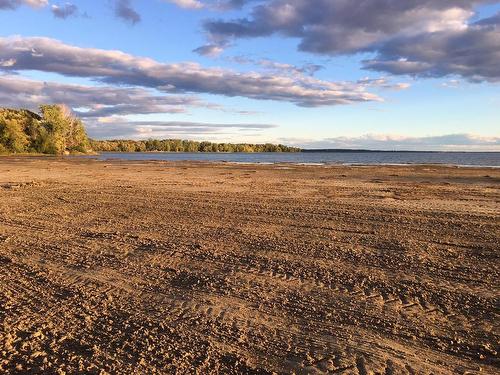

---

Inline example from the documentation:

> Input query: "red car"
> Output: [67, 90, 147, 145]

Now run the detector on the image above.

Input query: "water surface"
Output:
[85, 151, 500, 167]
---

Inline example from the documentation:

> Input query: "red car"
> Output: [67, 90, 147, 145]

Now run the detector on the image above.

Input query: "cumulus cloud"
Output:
[51, 3, 78, 19]
[203, 0, 478, 53]
[114, 0, 141, 24]
[0, 36, 387, 107]
[0, 0, 47, 9]
[0, 75, 209, 118]
[363, 21, 500, 82]
[284, 134, 500, 151]
[202, 0, 500, 82]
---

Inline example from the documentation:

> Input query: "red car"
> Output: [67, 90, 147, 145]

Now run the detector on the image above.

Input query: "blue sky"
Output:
[0, 0, 499, 150]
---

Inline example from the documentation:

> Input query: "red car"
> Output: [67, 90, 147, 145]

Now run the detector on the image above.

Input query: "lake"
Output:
[81, 151, 500, 167]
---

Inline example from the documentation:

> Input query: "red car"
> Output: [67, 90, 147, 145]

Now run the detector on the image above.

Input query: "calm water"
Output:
[85, 151, 500, 167]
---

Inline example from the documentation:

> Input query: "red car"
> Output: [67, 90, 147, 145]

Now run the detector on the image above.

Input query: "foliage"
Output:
[90, 139, 301, 153]
[0, 105, 91, 155]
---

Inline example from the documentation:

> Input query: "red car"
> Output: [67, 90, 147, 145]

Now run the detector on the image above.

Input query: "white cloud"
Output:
[0, 36, 384, 107]
[0, 58, 16, 67]
[283, 134, 500, 151]
[0, 0, 47, 9]
[0, 74, 209, 117]
[86, 120, 277, 140]
[203, 0, 500, 82]
[165, 0, 204, 9]
[24, 0, 46, 6]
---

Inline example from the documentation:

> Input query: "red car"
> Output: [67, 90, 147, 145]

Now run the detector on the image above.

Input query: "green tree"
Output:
[0, 116, 29, 153]
[39, 105, 90, 154]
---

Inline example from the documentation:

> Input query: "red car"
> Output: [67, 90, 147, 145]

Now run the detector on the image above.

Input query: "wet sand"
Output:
[0, 157, 499, 374]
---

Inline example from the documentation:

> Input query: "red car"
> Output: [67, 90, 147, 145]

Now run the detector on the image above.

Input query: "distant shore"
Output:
[302, 148, 500, 153]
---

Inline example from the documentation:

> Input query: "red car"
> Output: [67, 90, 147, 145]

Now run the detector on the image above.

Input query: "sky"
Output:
[0, 0, 499, 150]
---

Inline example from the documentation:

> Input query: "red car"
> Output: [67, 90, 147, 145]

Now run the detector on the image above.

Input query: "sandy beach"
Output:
[0, 157, 498, 374]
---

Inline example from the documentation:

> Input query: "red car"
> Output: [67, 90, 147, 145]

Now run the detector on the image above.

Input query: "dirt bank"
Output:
[0, 158, 498, 374]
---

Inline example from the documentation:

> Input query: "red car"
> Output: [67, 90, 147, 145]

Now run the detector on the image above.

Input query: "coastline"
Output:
[0, 158, 498, 373]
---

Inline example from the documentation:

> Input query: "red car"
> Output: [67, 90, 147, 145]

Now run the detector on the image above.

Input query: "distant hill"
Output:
[0, 106, 91, 155]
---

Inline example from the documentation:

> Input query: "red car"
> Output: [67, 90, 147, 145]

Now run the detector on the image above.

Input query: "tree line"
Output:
[0, 106, 301, 154]
[91, 139, 300, 153]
